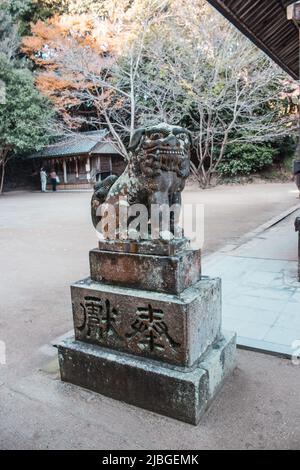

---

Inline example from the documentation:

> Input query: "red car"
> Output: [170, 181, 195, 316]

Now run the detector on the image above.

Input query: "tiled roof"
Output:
[30, 130, 121, 158]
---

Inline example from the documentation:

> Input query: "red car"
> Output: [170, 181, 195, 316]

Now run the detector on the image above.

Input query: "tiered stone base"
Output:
[58, 331, 236, 425]
[58, 241, 236, 425]
[70, 277, 222, 367]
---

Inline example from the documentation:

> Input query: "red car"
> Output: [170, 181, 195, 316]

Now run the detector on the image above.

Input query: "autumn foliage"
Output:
[20, 0, 298, 186]
[22, 11, 134, 125]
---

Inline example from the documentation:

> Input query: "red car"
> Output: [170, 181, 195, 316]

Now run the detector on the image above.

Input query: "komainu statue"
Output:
[91, 123, 192, 239]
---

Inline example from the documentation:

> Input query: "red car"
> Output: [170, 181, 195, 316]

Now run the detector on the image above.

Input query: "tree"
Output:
[0, 55, 54, 193]
[0, 2, 19, 62]
[0, 0, 54, 193]
[137, 0, 298, 187]
[22, 8, 132, 134]
[62, 0, 132, 17]
[22, 0, 170, 156]
[22, 0, 298, 186]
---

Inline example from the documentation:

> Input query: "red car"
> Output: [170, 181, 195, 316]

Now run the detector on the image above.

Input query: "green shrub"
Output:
[218, 144, 278, 177]
[273, 136, 297, 163]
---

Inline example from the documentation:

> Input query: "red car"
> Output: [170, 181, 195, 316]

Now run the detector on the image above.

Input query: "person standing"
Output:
[50, 169, 58, 192]
[40, 167, 47, 192]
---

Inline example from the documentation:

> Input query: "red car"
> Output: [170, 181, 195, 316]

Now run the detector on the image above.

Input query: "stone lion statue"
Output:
[91, 123, 192, 239]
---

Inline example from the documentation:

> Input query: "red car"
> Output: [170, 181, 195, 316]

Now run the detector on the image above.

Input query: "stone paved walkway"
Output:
[204, 207, 300, 357]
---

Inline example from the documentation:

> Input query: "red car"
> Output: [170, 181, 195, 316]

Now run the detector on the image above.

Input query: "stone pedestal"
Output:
[89, 248, 201, 294]
[58, 240, 236, 425]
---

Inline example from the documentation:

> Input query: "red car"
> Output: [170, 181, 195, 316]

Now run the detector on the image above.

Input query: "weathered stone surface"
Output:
[200, 331, 237, 401]
[296, 217, 300, 282]
[97, 238, 190, 256]
[89, 248, 201, 295]
[58, 331, 236, 425]
[71, 276, 222, 367]
[58, 120, 237, 424]
[91, 123, 192, 239]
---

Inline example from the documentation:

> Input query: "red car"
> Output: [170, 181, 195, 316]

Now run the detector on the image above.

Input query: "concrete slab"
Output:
[204, 209, 300, 357]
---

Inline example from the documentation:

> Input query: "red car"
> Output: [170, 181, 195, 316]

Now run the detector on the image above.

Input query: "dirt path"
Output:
[184, 181, 299, 253]
[0, 182, 299, 449]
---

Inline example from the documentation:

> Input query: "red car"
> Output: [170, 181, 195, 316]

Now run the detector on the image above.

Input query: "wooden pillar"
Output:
[63, 160, 68, 184]
[86, 156, 91, 182]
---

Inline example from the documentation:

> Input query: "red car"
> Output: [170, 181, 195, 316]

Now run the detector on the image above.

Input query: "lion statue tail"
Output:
[91, 174, 119, 229]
